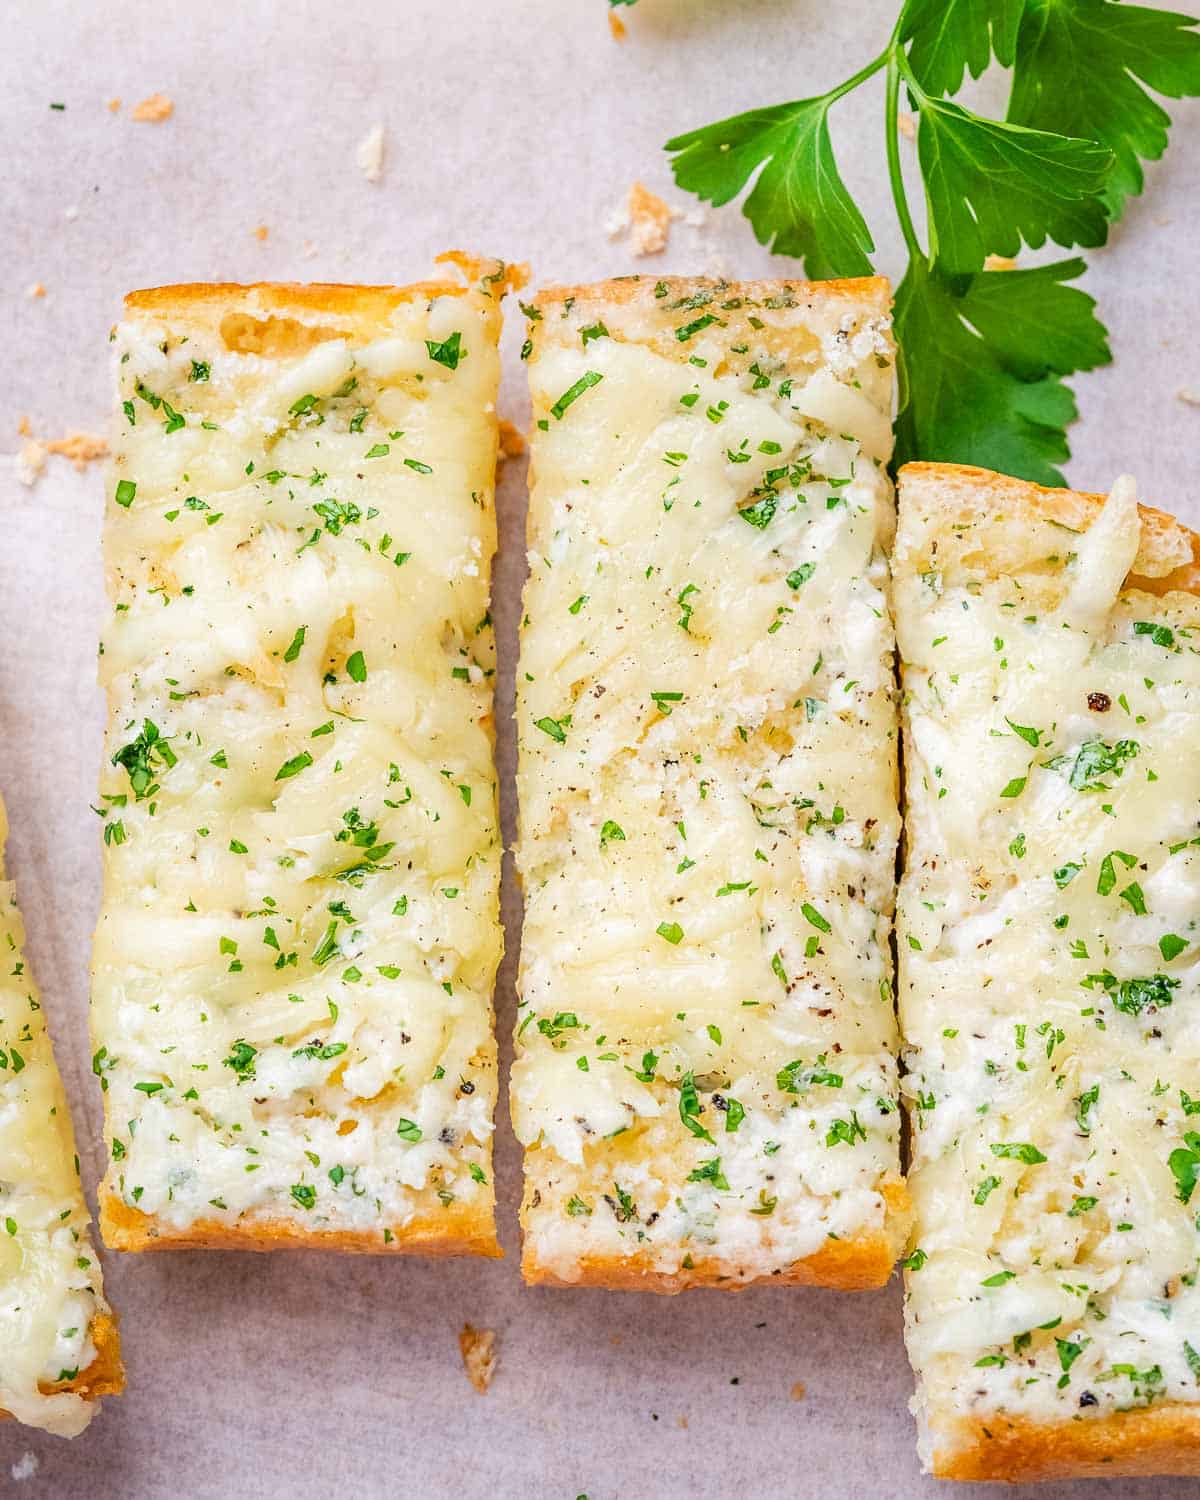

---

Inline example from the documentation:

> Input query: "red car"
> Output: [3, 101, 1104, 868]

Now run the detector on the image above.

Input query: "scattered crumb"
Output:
[301, 239, 319, 260]
[17, 442, 47, 486]
[28, 283, 46, 299]
[131, 92, 174, 123]
[676, 1415, 689, 1429]
[254, 224, 270, 242]
[682, 207, 707, 229]
[356, 123, 387, 183]
[1153, 214, 1172, 227]
[897, 111, 916, 141]
[64, 205, 79, 222]
[11, 1453, 39, 1482]
[15, 428, 109, 486]
[458, 1323, 497, 1393]
[497, 420, 526, 461]
[45, 432, 109, 469]
[984, 254, 1018, 271]
[790, 1381, 807, 1402]
[1178, 388, 1200, 407]
[607, 182, 679, 256]
[610, 1333, 622, 1347]
[608, 10, 627, 38]
[107, 97, 122, 114]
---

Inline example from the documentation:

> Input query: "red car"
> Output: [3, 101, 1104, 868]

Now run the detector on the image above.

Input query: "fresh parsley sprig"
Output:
[664, 1, 1200, 482]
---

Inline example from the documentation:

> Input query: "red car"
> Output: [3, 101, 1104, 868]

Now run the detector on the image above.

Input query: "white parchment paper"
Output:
[1, 2, 1197, 1495]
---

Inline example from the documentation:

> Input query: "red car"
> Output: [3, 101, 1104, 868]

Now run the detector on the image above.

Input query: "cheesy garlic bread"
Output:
[896, 463, 1200, 1480]
[513, 275, 910, 1290]
[92, 272, 506, 1255]
[0, 797, 120, 1433]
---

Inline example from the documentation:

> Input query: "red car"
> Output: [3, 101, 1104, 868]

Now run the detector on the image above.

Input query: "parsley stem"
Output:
[885, 45, 922, 260]
[826, 48, 889, 105]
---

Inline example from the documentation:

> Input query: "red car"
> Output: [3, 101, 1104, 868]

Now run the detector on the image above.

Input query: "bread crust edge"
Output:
[100, 1193, 502, 1259]
[521, 1175, 911, 1293]
[897, 462, 1200, 596]
[0, 1310, 124, 1423]
[930, 1404, 1200, 1482]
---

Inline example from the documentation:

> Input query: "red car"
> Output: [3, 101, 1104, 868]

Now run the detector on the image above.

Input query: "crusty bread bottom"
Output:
[522, 1175, 910, 1292]
[102, 1193, 501, 1258]
[0, 1310, 124, 1422]
[931, 1404, 1200, 1482]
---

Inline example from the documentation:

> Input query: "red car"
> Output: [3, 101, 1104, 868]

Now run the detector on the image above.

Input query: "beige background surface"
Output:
[0, 1, 1197, 1495]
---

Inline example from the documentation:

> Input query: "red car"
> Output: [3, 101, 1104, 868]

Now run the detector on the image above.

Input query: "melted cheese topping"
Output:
[513, 278, 905, 1283]
[897, 473, 1200, 1464]
[0, 800, 108, 1435]
[93, 284, 503, 1245]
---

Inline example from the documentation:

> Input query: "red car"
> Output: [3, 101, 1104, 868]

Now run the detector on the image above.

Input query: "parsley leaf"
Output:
[900, 0, 1023, 96]
[666, 96, 874, 278]
[893, 254, 1110, 482]
[913, 92, 1113, 273]
[1009, 0, 1200, 218]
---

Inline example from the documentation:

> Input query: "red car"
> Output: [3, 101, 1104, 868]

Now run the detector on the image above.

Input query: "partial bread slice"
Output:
[92, 270, 507, 1255]
[0, 797, 122, 1434]
[513, 275, 909, 1290]
[895, 462, 1200, 1481]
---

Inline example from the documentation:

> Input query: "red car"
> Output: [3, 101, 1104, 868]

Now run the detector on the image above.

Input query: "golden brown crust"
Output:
[932, 1404, 1200, 1482]
[532, 273, 892, 317]
[521, 1176, 911, 1293]
[523, 1230, 898, 1294]
[101, 1192, 501, 1258]
[898, 462, 1200, 597]
[0, 1311, 124, 1421]
[125, 279, 467, 319]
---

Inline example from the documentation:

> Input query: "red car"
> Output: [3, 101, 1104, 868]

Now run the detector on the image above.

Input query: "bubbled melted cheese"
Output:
[93, 286, 503, 1243]
[0, 799, 108, 1435]
[897, 475, 1200, 1463]
[513, 279, 905, 1283]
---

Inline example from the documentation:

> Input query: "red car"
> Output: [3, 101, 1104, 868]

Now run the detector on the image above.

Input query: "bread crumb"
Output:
[458, 1324, 497, 1393]
[897, 111, 916, 141]
[607, 182, 678, 256]
[64, 205, 79, 222]
[107, 97, 122, 114]
[11, 1453, 39, 1482]
[608, 10, 627, 38]
[676, 1415, 689, 1429]
[301, 239, 319, 260]
[254, 224, 270, 242]
[356, 123, 387, 184]
[16, 442, 46, 486]
[1177, 387, 1200, 407]
[16, 428, 109, 485]
[45, 432, 109, 469]
[28, 283, 46, 299]
[790, 1381, 807, 1402]
[498, 420, 526, 461]
[131, 92, 173, 123]
[984, 254, 1018, 271]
